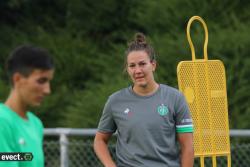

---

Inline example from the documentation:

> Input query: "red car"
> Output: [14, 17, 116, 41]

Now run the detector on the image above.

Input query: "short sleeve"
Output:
[175, 92, 194, 133]
[97, 97, 117, 133]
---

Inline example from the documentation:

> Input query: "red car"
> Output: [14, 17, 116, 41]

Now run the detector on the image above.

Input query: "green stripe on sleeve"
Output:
[176, 127, 194, 133]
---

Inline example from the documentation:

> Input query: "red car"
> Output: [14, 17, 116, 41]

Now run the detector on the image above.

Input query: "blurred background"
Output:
[1, 0, 249, 129]
[1, 0, 250, 166]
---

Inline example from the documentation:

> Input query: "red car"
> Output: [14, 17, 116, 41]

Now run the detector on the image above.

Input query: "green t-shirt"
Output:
[0, 103, 44, 167]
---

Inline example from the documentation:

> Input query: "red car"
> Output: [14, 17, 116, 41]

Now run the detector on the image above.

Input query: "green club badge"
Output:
[157, 104, 169, 116]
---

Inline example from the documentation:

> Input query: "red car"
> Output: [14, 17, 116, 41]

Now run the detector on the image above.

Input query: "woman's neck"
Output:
[133, 82, 159, 96]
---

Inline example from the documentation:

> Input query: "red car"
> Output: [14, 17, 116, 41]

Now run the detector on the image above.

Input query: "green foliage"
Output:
[62, 77, 129, 128]
[209, 21, 250, 128]
[0, 0, 249, 128]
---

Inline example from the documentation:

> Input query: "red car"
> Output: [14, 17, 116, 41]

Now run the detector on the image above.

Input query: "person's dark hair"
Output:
[6, 45, 54, 83]
[125, 32, 155, 61]
[123, 32, 156, 73]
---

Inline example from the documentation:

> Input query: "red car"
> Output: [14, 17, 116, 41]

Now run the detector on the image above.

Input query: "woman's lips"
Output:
[135, 76, 144, 80]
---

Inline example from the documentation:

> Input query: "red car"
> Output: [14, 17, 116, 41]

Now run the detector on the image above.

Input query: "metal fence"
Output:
[44, 129, 250, 167]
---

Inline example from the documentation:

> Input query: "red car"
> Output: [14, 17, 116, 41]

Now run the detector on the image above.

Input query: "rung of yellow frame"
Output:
[177, 16, 231, 167]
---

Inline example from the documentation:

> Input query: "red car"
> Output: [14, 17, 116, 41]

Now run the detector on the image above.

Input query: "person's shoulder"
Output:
[27, 112, 42, 122]
[27, 112, 43, 128]
[109, 87, 130, 101]
[0, 104, 14, 132]
[160, 84, 182, 96]
[0, 104, 14, 123]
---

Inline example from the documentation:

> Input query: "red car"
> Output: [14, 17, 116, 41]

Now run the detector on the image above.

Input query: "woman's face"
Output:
[127, 50, 156, 88]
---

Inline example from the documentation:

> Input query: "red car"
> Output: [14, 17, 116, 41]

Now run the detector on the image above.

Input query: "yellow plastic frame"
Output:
[177, 16, 231, 167]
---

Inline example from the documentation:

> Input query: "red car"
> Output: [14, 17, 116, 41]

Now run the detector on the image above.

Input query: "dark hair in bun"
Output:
[126, 32, 155, 61]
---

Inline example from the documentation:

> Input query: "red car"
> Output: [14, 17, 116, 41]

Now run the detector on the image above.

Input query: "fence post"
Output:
[60, 133, 69, 167]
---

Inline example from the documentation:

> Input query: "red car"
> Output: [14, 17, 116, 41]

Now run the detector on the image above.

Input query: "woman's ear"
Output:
[151, 60, 157, 72]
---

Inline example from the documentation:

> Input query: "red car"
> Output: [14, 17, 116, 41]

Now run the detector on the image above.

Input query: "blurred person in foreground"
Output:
[0, 45, 54, 167]
[94, 32, 194, 167]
